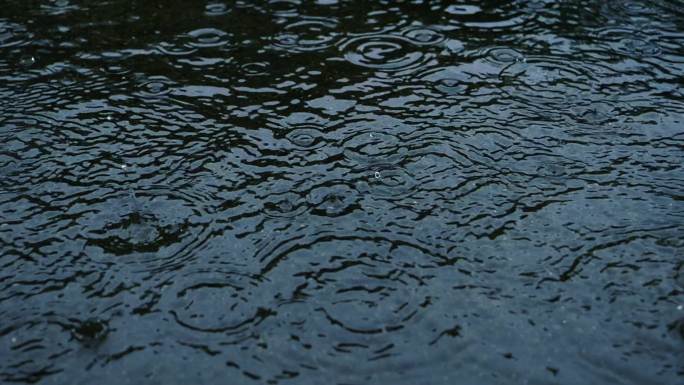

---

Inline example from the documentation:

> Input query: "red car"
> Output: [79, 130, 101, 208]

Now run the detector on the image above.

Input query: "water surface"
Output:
[1, 1, 683, 384]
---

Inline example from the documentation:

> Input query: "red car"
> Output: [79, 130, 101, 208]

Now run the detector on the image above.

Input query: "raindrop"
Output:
[71, 318, 109, 345]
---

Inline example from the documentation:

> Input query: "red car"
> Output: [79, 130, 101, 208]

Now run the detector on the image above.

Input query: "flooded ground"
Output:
[1, 1, 683, 384]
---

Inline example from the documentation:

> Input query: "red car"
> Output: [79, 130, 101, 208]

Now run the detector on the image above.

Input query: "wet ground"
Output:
[1, 0, 683, 384]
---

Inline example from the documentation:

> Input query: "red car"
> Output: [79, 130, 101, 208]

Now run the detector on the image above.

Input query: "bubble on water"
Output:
[18, 55, 35, 67]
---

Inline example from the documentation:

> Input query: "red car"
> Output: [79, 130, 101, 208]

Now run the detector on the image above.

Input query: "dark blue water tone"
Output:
[0, 0, 683, 384]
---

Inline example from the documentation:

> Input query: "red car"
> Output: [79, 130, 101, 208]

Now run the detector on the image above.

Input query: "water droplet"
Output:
[18, 55, 35, 67]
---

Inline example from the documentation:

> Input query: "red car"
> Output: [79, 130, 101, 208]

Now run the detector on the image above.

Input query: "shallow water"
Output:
[0, 0, 683, 384]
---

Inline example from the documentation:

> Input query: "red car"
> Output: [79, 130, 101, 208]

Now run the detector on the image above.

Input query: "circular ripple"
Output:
[602, 0, 656, 18]
[341, 35, 430, 72]
[362, 164, 417, 198]
[250, 237, 452, 382]
[272, 17, 338, 52]
[169, 270, 270, 334]
[483, 46, 526, 66]
[263, 191, 308, 218]
[204, 2, 230, 16]
[499, 57, 593, 104]
[285, 126, 325, 149]
[619, 38, 661, 57]
[71, 318, 109, 345]
[241, 61, 270, 76]
[82, 187, 214, 272]
[595, 28, 662, 58]
[418, 66, 474, 96]
[268, 0, 301, 15]
[186, 28, 230, 48]
[0, 21, 31, 49]
[136, 76, 174, 98]
[402, 27, 446, 46]
[307, 184, 359, 217]
[155, 41, 198, 56]
[342, 131, 407, 165]
[445, 4, 482, 15]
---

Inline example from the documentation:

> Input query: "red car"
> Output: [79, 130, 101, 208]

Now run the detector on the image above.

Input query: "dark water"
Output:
[1, 0, 683, 384]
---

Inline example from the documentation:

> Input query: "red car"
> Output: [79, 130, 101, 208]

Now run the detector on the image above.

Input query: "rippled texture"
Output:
[1, 1, 683, 384]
